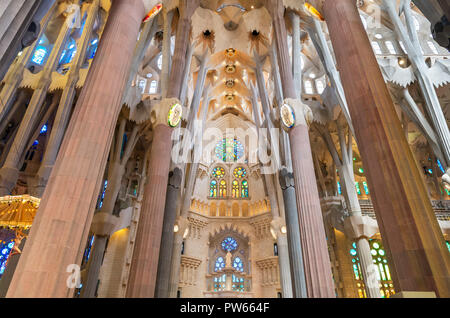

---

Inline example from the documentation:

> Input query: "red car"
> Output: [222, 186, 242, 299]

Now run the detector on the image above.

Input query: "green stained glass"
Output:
[355, 182, 362, 195]
[363, 181, 370, 195]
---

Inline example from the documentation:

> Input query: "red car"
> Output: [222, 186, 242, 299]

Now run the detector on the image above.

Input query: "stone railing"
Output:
[359, 199, 450, 221]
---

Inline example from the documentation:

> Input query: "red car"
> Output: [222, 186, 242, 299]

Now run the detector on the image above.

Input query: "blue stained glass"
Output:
[233, 257, 243, 272]
[0, 240, 14, 277]
[437, 159, 445, 173]
[337, 181, 342, 194]
[221, 237, 238, 252]
[215, 256, 225, 272]
[40, 124, 48, 134]
[32, 47, 47, 65]
[33, 140, 39, 146]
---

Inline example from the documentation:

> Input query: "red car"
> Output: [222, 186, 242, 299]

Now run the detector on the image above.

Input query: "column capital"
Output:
[280, 98, 313, 130]
[279, 167, 295, 190]
[90, 212, 120, 236]
[343, 214, 379, 241]
[150, 98, 183, 128]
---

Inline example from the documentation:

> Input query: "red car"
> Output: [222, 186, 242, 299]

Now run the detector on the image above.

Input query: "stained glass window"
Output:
[32, 46, 47, 65]
[363, 181, 370, 195]
[0, 240, 14, 278]
[241, 180, 248, 198]
[232, 180, 240, 198]
[233, 167, 247, 179]
[213, 274, 226, 291]
[219, 180, 227, 197]
[446, 241, 450, 253]
[355, 182, 361, 195]
[210, 180, 218, 197]
[215, 256, 225, 272]
[233, 257, 244, 272]
[232, 274, 245, 292]
[215, 138, 244, 162]
[350, 240, 395, 298]
[212, 167, 225, 179]
[222, 237, 238, 252]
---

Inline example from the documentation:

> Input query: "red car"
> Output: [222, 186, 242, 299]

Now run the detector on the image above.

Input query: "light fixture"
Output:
[225, 64, 236, 74]
[174, 224, 179, 233]
[375, 33, 383, 39]
[309, 73, 316, 79]
[281, 226, 287, 234]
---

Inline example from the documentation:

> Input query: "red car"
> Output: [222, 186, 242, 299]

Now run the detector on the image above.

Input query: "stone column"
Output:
[344, 214, 381, 298]
[155, 168, 182, 298]
[0, 1, 75, 195]
[32, 0, 100, 197]
[279, 169, 307, 298]
[250, 72, 294, 298]
[288, 11, 301, 98]
[267, 0, 335, 297]
[160, 9, 174, 98]
[80, 211, 119, 298]
[323, 0, 450, 297]
[126, 0, 200, 298]
[126, 100, 179, 298]
[6, 0, 146, 298]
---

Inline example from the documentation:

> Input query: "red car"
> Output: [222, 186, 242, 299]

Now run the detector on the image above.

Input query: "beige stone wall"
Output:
[97, 228, 130, 298]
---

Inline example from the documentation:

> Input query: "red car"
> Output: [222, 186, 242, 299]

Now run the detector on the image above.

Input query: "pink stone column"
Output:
[323, 0, 450, 297]
[266, 0, 335, 297]
[6, 0, 145, 298]
[126, 124, 173, 297]
[125, 0, 200, 298]
[289, 124, 336, 298]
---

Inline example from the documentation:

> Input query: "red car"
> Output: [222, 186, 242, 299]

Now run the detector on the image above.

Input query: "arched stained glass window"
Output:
[232, 180, 240, 198]
[219, 179, 227, 197]
[215, 138, 244, 162]
[212, 167, 225, 178]
[233, 167, 247, 179]
[241, 180, 248, 198]
[222, 237, 238, 252]
[233, 257, 244, 272]
[210, 180, 218, 197]
[215, 256, 225, 272]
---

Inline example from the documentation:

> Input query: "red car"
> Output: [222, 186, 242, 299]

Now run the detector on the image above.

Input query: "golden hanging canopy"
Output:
[0, 195, 40, 229]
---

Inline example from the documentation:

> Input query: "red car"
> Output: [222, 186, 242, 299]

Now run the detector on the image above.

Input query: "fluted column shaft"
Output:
[126, 124, 173, 297]
[155, 168, 182, 298]
[267, 0, 335, 297]
[6, 0, 145, 298]
[323, 0, 450, 297]
[126, 0, 200, 298]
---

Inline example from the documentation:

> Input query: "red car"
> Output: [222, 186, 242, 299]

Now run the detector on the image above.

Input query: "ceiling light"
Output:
[309, 73, 316, 79]
[375, 33, 383, 39]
